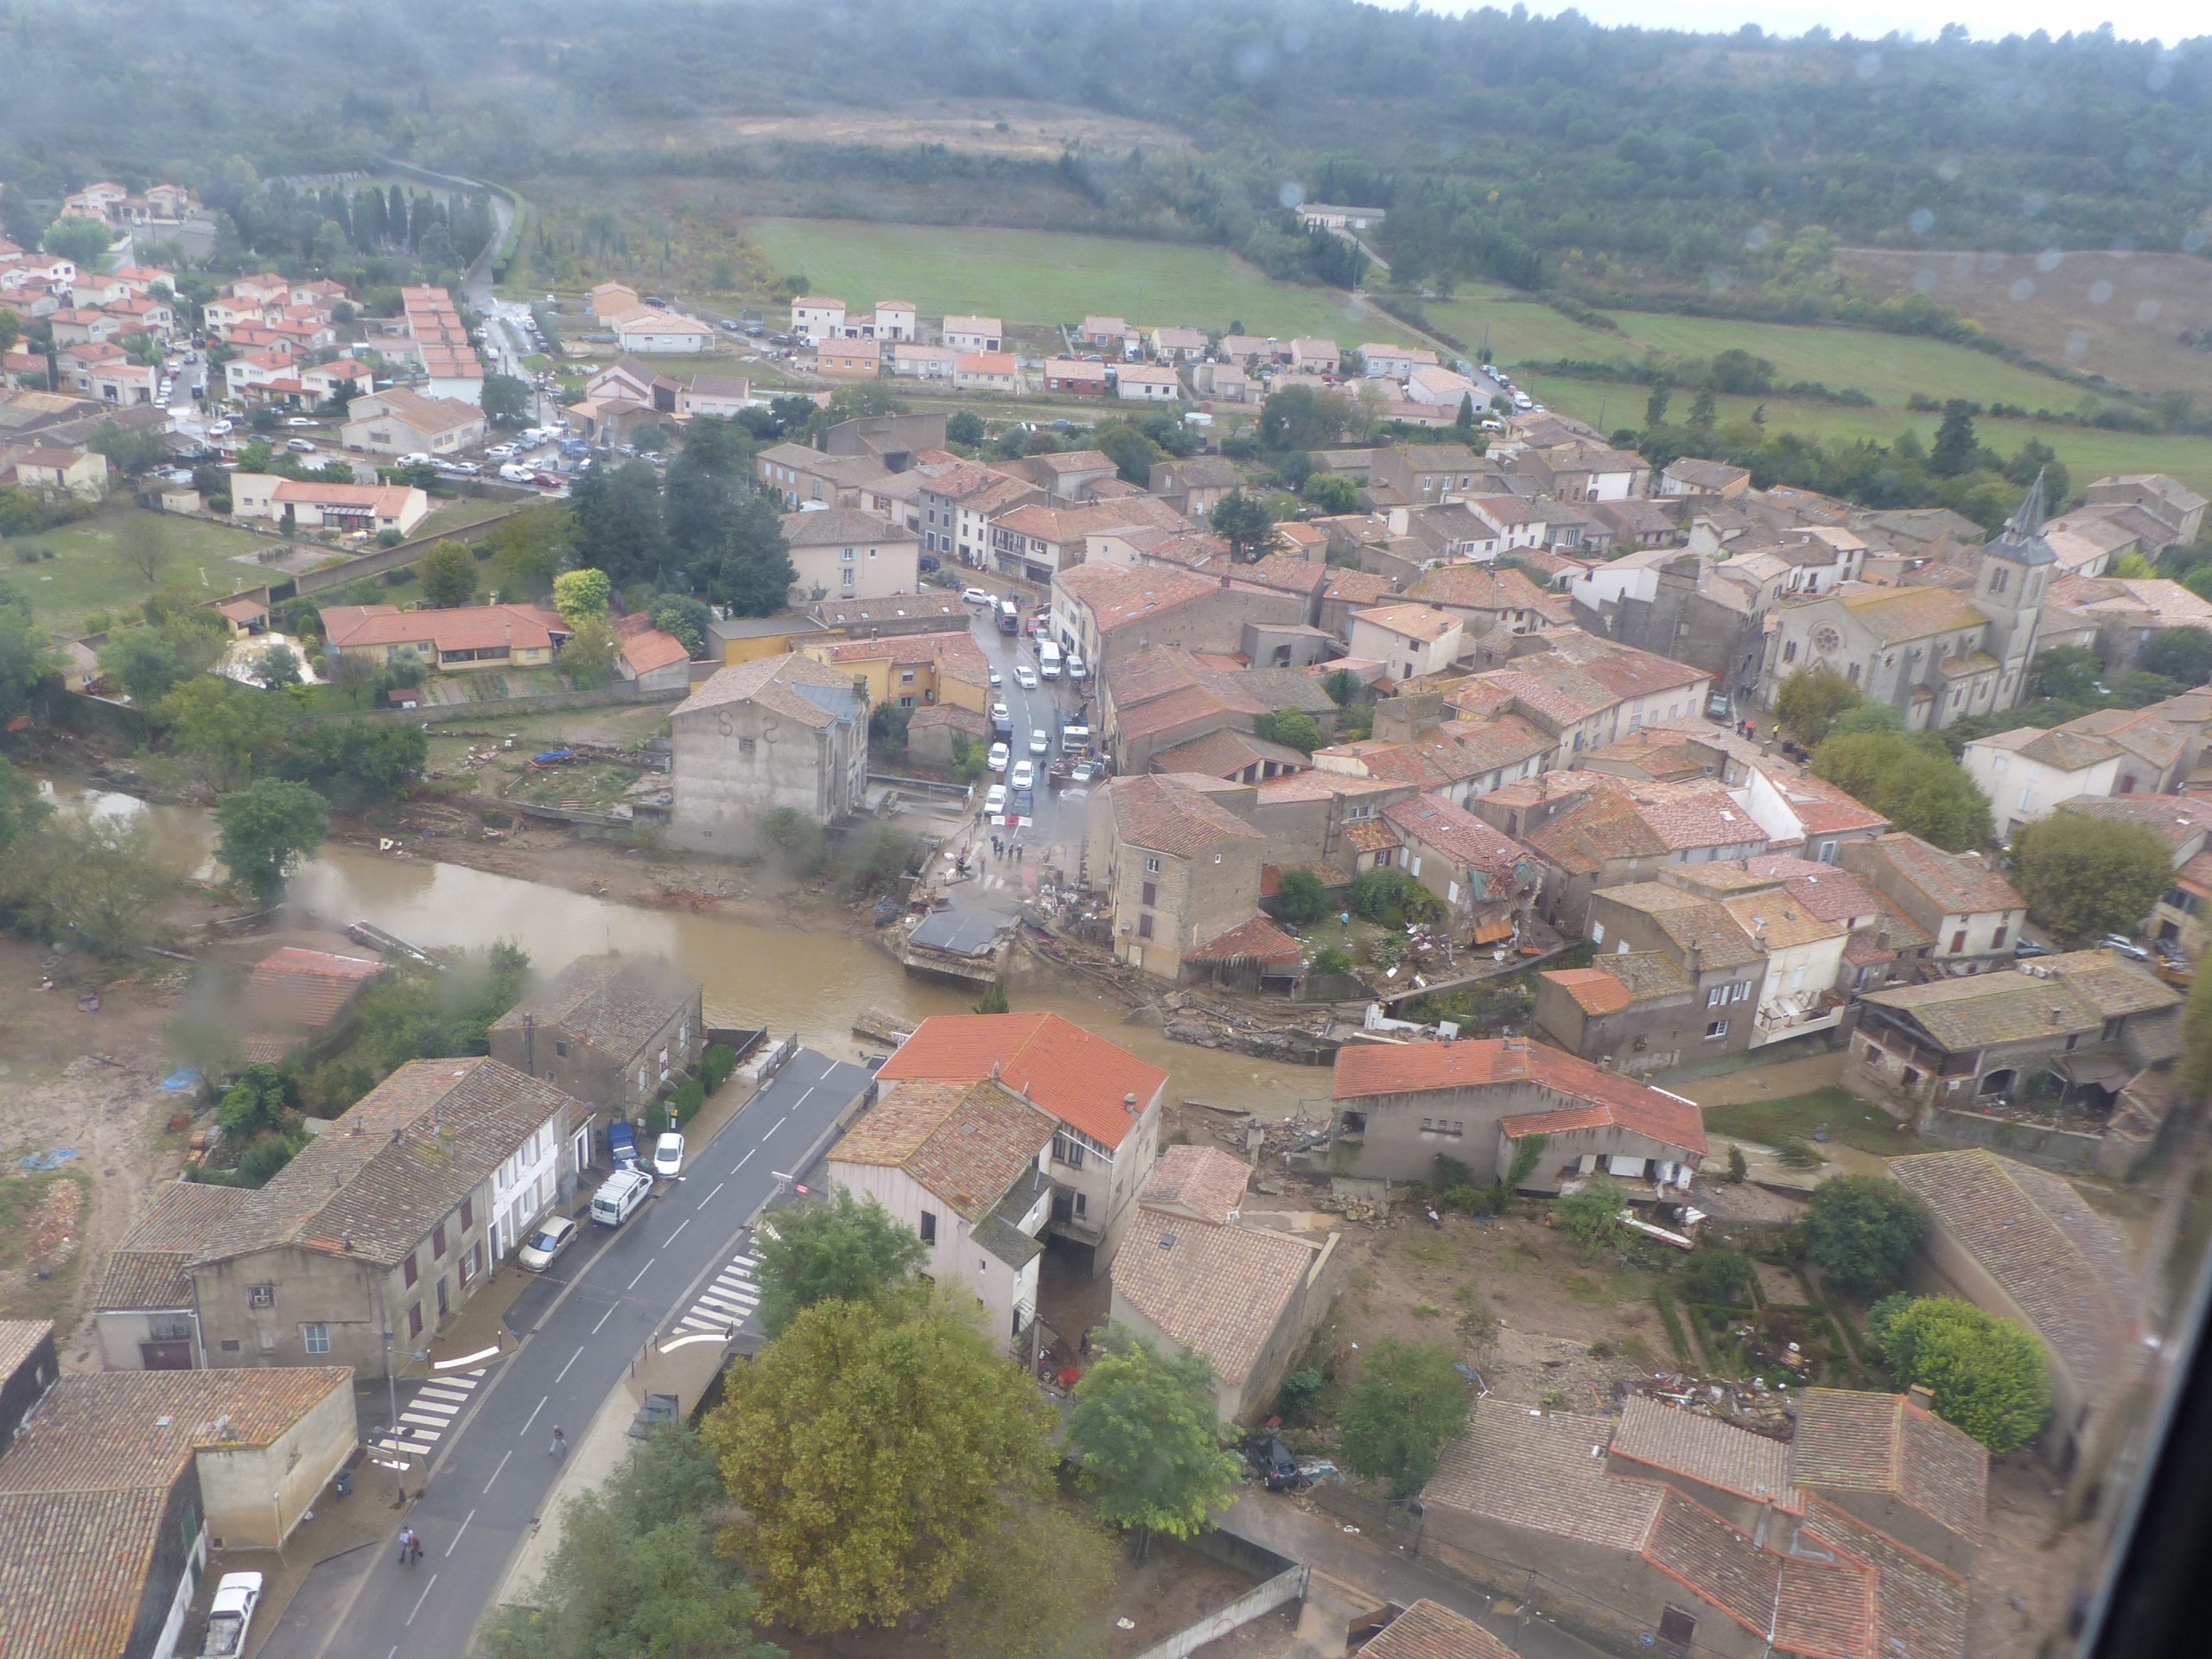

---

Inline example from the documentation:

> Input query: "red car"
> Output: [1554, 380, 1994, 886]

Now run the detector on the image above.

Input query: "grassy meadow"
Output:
[6, 510, 287, 633]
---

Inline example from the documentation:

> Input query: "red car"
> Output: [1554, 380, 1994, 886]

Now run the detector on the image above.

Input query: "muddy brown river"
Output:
[63, 788, 1326, 1119]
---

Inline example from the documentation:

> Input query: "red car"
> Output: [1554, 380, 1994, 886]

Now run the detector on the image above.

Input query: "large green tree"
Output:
[701, 1288, 1053, 1632]
[1208, 490, 1274, 563]
[1804, 1174, 1928, 1295]
[752, 1187, 927, 1338]
[568, 461, 670, 589]
[484, 503, 574, 600]
[709, 493, 798, 616]
[1337, 1338, 1471, 1496]
[213, 778, 329, 906]
[1866, 1294, 2050, 1453]
[416, 538, 479, 608]
[1252, 708, 1322, 753]
[156, 677, 300, 791]
[480, 1425, 779, 1659]
[1067, 1327, 1242, 1546]
[2136, 626, 2212, 689]
[664, 416, 757, 567]
[1773, 666, 1860, 746]
[0, 809, 172, 957]
[480, 373, 531, 427]
[273, 723, 427, 812]
[0, 581, 58, 722]
[551, 567, 612, 626]
[933, 1502, 1116, 1659]
[2009, 813, 2171, 947]
[1812, 730, 1993, 851]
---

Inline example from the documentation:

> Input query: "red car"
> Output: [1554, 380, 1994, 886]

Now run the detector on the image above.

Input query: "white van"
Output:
[1038, 641, 1063, 680]
[589, 1168, 653, 1227]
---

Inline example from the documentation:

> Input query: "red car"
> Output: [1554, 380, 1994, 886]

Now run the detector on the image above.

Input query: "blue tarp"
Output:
[159, 1068, 202, 1092]
[17, 1148, 78, 1170]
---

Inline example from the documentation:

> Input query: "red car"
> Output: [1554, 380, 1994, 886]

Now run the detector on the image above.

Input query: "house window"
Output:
[248, 1283, 275, 1309]
[1141, 880, 1158, 907]
[408, 1303, 423, 1338]
[1950, 931, 1967, 954]
[403, 1253, 418, 1288]
[1052, 1129, 1086, 1169]
[919, 1210, 938, 1245]
[460, 1197, 474, 1231]
[1992, 925, 2008, 950]
[433, 1222, 448, 1258]
[555, 1039, 569, 1058]
[1591, 922, 1605, 945]
[740, 737, 756, 753]
[1072, 1192, 1087, 1217]
[1144, 855, 1162, 874]
[1705, 1020, 1729, 1039]
[1782, 640, 1798, 664]
[1707, 986, 1727, 1008]
[1136, 913, 1154, 939]
[1732, 981, 1751, 1002]
[302, 1323, 330, 1354]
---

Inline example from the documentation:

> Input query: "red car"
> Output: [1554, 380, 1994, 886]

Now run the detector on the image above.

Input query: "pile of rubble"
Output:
[1624, 1373, 1798, 1438]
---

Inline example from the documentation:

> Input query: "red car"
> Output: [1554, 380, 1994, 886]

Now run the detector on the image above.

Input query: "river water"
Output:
[55, 786, 1325, 1119]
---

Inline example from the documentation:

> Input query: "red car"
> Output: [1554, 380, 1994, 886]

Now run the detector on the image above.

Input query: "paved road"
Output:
[960, 596, 1093, 906]
[263, 1048, 871, 1659]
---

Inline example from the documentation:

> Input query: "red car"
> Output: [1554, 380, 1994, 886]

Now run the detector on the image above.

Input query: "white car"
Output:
[200, 1572, 264, 1659]
[987, 666, 1001, 688]
[1011, 760, 1035, 791]
[1066, 654, 1088, 680]
[1014, 664, 1038, 690]
[984, 782, 1008, 815]
[285, 438, 315, 454]
[987, 741, 1011, 773]
[517, 1215, 578, 1272]
[962, 587, 992, 607]
[207, 419, 232, 435]
[1028, 728, 1049, 755]
[652, 1131, 686, 1179]
[285, 416, 316, 429]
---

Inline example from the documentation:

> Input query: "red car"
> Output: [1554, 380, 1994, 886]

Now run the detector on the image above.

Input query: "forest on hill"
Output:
[2, 0, 2206, 308]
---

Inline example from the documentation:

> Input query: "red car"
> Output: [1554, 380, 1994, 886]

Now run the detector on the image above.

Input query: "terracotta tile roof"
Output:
[1767, 770, 1890, 838]
[1106, 772, 1262, 856]
[1322, 568, 1399, 605]
[672, 652, 862, 728]
[1798, 1497, 1969, 1659]
[493, 953, 696, 1062]
[1855, 834, 2021, 915]
[1344, 817, 1404, 854]
[879, 1013, 1166, 1149]
[1408, 563, 1555, 613]
[1594, 880, 1763, 968]
[830, 1078, 1053, 1221]
[1241, 551, 1332, 597]
[1112, 1205, 1319, 1385]
[1137, 1144, 1251, 1224]
[1888, 1150, 2136, 1407]
[616, 621, 690, 676]
[2061, 708, 2189, 772]
[1744, 858, 1881, 924]
[322, 601, 562, 655]
[1721, 890, 1846, 950]
[1425, 1400, 1663, 1549]
[1535, 632, 1713, 699]
[2055, 793, 2212, 853]
[198, 1058, 576, 1268]
[1332, 1038, 1705, 1153]
[0, 1319, 51, 1380]
[1970, 725, 2123, 771]
[1382, 792, 1528, 886]
[1151, 728, 1309, 779]
[1058, 565, 1227, 632]
[94, 1184, 251, 1312]
[1543, 966, 1630, 1015]
[1790, 1390, 1987, 1550]
[244, 947, 385, 1033]
[1360, 1600, 1516, 1659]
[1609, 1396, 1792, 1503]
[1185, 916, 1304, 965]
[1834, 587, 1990, 644]
[0, 1487, 180, 1659]
[1252, 769, 1406, 804]
[1640, 1490, 1794, 1639]
[1861, 951, 2177, 1048]
[1355, 602, 1462, 644]
[779, 507, 911, 546]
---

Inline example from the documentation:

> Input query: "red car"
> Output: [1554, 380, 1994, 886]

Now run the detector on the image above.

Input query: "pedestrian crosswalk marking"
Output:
[371, 1369, 485, 1467]
[674, 1251, 760, 1340]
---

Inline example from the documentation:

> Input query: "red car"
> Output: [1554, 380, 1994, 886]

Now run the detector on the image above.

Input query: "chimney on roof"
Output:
[1906, 1383, 1935, 1411]
[1125, 1092, 1140, 1116]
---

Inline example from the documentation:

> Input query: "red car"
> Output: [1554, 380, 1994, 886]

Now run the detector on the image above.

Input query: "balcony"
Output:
[1752, 993, 1846, 1048]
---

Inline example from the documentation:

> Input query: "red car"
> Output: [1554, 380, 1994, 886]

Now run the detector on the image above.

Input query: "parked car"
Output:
[1014, 664, 1038, 691]
[987, 666, 1001, 688]
[2104, 935, 2153, 962]
[1028, 728, 1050, 755]
[963, 586, 992, 607]
[590, 1167, 653, 1227]
[607, 1120, 640, 1169]
[531, 471, 561, 488]
[200, 1572, 264, 1658]
[207, 419, 232, 435]
[1011, 760, 1035, 791]
[987, 741, 1011, 774]
[517, 1215, 578, 1272]
[2012, 938, 2054, 959]
[984, 783, 1008, 815]
[1244, 1433, 1303, 1492]
[652, 1131, 686, 1179]
[284, 438, 315, 454]
[284, 416, 316, 429]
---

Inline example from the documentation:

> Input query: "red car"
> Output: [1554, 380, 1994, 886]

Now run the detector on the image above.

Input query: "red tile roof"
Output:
[877, 1012, 1166, 1148]
[244, 947, 385, 1031]
[1185, 915, 1303, 964]
[1333, 1038, 1705, 1153]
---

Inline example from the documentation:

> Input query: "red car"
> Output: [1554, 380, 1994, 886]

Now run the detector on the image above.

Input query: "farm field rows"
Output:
[743, 217, 1375, 340]
[6, 510, 287, 633]
[1519, 371, 2212, 497]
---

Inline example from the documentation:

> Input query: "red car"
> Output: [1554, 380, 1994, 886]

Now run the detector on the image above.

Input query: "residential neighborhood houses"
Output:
[11, 168, 2212, 1659]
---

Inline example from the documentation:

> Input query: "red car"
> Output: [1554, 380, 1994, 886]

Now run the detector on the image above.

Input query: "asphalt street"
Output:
[261, 1047, 871, 1659]
[961, 596, 1092, 910]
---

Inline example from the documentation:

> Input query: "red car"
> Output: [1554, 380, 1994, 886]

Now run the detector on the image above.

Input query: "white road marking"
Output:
[593, 1300, 620, 1334]
[518, 1395, 547, 1437]
[626, 1257, 658, 1289]
[554, 1345, 583, 1383]
[485, 1449, 513, 1491]
[704, 1181, 725, 1203]
[666, 1217, 690, 1243]
[407, 1574, 438, 1624]
[445, 1509, 476, 1557]
[734, 1148, 754, 1169]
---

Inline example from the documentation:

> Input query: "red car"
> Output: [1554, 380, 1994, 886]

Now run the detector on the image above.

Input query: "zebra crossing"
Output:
[368, 1369, 486, 1469]
[676, 1248, 760, 1340]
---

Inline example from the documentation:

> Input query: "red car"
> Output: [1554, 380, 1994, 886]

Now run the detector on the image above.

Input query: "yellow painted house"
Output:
[798, 630, 991, 713]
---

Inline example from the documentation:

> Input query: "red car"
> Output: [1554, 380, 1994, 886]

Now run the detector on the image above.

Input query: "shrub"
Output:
[1805, 1174, 1929, 1295]
[1682, 1246, 1756, 1306]
[670, 1077, 706, 1124]
[1309, 946, 1354, 977]
[1274, 1365, 1325, 1423]
[700, 1042, 739, 1090]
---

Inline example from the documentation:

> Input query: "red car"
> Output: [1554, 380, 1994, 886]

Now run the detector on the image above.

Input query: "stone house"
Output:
[668, 653, 870, 855]
[188, 1058, 576, 1377]
[780, 507, 920, 603]
[1052, 566, 1308, 671]
[827, 1077, 1058, 1354]
[1839, 834, 2024, 976]
[1108, 1147, 1337, 1421]
[875, 1012, 1169, 1275]
[1369, 443, 1489, 507]
[340, 386, 486, 456]
[1321, 1038, 1707, 1191]
[1532, 954, 1701, 1077]
[1085, 772, 1268, 979]
[1147, 455, 1243, 517]
[1508, 776, 1770, 931]
[92, 1183, 251, 1370]
[1845, 950, 2182, 1128]
[1348, 604, 1465, 683]
[1584, 880, 1766, 1057]
[489, 952, 704, 1168]
[1961, 726, 2125, 839]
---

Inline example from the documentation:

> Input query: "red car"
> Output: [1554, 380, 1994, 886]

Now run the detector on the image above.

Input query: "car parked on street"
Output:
[652, 1131, 686, 1179]
[963, 586, 992, 607]
[518, 1215, 578, 1271]
[284, 416, 316, 429]
[1028, 728, 1049, 755]
[1014, 664, 1038, 690]
[988, 741, 1011, 773]
[1011, 760, 1035, 790]
[984, 783, 1008, 815]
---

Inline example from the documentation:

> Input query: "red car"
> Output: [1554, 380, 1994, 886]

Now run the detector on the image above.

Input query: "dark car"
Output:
[2013, 938, 2055, 959]
[1244, 1433, 1303, 1491]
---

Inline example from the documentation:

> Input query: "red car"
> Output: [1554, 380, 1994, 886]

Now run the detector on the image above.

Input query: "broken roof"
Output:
[1332, 1038, 1705, 1153]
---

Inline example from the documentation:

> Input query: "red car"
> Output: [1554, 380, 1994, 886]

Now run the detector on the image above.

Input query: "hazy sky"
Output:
[1430, 0, 2201, 46]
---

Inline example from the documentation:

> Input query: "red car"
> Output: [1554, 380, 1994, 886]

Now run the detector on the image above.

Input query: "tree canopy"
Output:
[701, 1288, 1053, 1632]
[1208, 490, 1274, 562]
[1066, 1326, 1243, 1541]
[1336, 1338, 1472, 1496]
[2008, 813, 2172, 948]
[1774, 666, 1859, 747]
[1804, 1174, 1928, 1296]
[751, 1188, 927, 1338]
[1866, 1294, 2050, 1454]
[213, 778, 329, 907]
[1812, 729, 1993, 851]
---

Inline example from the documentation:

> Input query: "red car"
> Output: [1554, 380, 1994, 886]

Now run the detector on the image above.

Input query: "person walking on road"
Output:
[397, 1526, 418, 1566]
[550, 1425, 567, 1460]
[409, 1529, 423, 1566]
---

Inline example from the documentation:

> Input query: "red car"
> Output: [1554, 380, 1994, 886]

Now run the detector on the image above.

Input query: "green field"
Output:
[1521, 372, 2212, 499]
[745, 218, 1373, 340]
[1427, 296, 2094, 416]
[6, 510, 289, 633]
